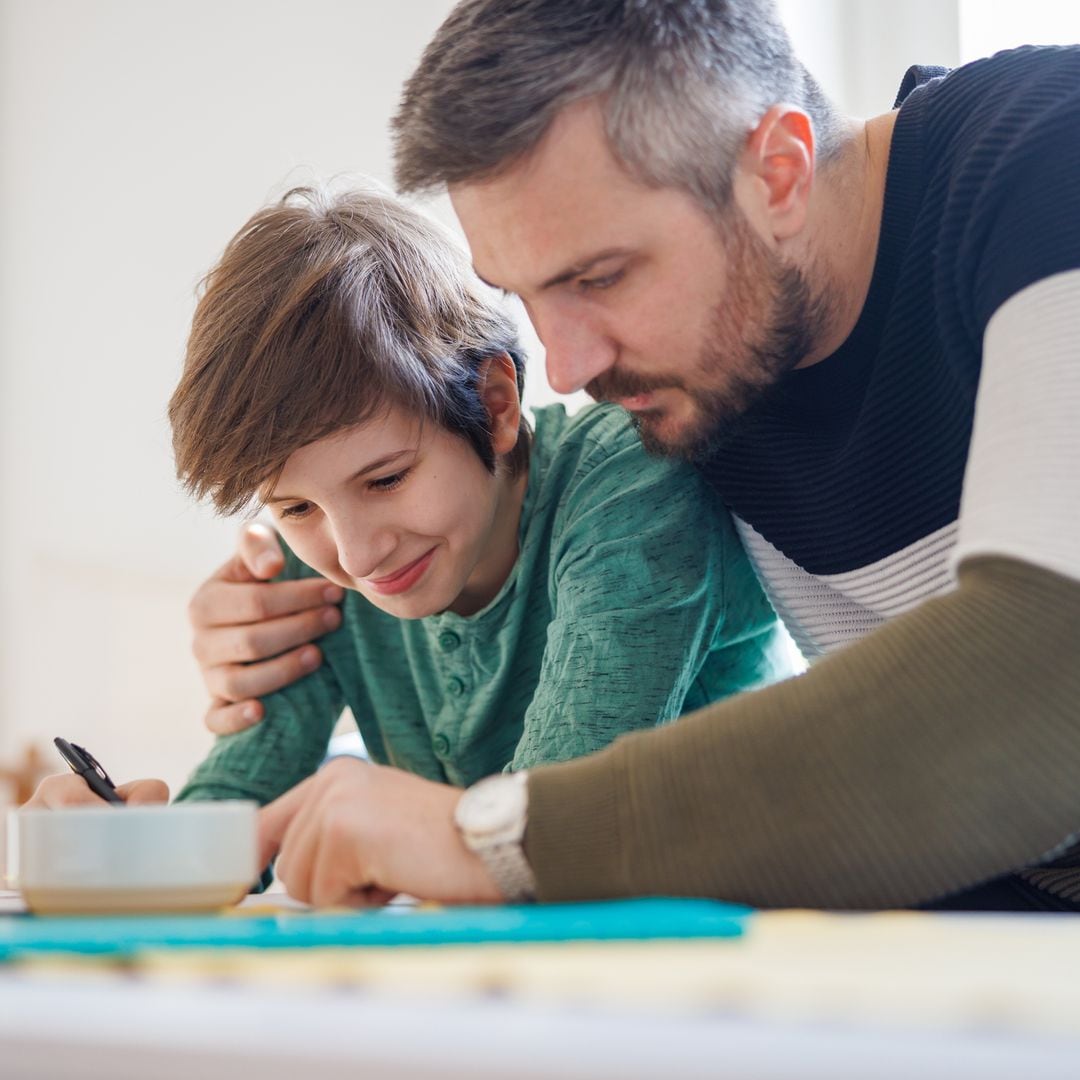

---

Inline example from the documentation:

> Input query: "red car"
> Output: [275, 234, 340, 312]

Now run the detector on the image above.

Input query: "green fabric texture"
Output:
[177, 404, 789, 806]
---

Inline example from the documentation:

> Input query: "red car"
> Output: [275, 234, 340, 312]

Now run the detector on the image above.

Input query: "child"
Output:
[45, 184, 791, 814]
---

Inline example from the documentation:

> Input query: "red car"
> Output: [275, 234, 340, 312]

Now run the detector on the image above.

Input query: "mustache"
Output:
[585, 369, 686, 402]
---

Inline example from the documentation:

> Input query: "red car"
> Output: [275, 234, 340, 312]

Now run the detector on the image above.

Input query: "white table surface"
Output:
[2, 892, 1079, 1080]
[4, 973, 1080, 1080]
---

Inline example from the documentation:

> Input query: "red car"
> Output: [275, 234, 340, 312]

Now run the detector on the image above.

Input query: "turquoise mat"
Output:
[0, 898, 749, 958]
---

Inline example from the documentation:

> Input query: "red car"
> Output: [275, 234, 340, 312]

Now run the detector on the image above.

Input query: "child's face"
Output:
[266, 405, 521, 619]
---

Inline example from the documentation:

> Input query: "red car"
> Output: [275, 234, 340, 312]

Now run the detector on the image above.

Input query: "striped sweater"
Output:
[698, 47, 1080, 907]
[525, 46, 1080, 911]
[701, 49, 1080, 662]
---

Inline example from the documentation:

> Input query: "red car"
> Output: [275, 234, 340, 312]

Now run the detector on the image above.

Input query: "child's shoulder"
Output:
[530, 401, 658, 477]
[528, 401, 712, 516]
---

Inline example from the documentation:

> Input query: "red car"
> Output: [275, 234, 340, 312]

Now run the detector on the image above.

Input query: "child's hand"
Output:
[257, 758, 503, 908]
[23, 773, 169, 809]
[189, 522, 344, 736]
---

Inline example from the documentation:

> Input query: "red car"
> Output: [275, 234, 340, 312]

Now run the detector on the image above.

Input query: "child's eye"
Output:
[279, 501, 314, 520]
[369, 468, 410, 493]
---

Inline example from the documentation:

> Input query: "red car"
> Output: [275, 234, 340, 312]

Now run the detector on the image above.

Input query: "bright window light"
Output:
[959, 1, 1080, 64]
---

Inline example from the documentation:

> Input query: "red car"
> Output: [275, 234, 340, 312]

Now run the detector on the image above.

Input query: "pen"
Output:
[53, 737, 125, 804]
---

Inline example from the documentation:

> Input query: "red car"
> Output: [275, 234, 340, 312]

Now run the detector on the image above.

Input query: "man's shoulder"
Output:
[937, 49, 1080, 321]
[916, 44, 1080, 97]
[913, 45, 1080, 145]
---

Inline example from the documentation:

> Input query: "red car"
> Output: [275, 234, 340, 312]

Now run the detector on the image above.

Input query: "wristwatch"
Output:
[454, 771, 537, 902]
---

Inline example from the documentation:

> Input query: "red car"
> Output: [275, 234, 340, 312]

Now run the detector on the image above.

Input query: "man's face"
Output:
[451, 100, 821, 460]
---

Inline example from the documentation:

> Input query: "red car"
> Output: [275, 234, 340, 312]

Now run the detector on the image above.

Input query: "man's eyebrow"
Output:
[538, 248, 634, 291]
[267, 449, 412, 503]
[473, 248, 634, 295]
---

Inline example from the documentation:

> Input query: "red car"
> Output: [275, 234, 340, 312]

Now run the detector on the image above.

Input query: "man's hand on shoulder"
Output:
[189, 523, 345, 736]
[257, 759, 504, 907]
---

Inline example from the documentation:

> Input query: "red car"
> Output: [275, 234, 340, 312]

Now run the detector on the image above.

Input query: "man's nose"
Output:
[540, 315, 616, 395]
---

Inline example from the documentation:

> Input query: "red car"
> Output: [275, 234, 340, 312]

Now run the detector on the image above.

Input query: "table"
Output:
[2, 893, 1079, 1079]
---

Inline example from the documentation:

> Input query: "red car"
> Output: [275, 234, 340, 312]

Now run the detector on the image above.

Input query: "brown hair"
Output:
[170, 184, 529, 515]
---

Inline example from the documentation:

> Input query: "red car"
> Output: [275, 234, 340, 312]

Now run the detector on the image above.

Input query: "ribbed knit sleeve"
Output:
[524, 556, 1080, 908]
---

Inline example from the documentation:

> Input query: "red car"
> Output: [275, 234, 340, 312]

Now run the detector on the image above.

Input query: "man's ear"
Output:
[734, 104, 815, 243]
[478, 352, 523, 458]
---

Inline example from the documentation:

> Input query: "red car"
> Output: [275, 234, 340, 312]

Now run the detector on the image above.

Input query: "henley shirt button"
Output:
[438, 630, 461, 652]
[447, 676, 466, 698]
[433, 733, 451, 756]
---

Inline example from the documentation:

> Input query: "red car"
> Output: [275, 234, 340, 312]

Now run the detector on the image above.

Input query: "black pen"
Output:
[54, 737, 125, 804]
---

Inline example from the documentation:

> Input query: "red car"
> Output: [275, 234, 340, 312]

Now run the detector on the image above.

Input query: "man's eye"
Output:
[280, 502, 313, 520]
[577, 270, 623, 293]
[369, 469, 410, 493]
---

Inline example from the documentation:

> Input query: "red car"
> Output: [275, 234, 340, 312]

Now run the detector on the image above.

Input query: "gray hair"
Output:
[392, 0, 840, 213]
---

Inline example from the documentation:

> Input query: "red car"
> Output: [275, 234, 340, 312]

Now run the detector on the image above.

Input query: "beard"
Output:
[586, 212, 830, 463]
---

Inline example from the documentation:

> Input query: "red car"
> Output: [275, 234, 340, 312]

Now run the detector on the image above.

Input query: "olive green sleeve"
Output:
[523, 556, 1080, 908]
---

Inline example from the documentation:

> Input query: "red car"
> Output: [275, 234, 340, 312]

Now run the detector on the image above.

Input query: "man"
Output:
[191, 0, 1080, 911]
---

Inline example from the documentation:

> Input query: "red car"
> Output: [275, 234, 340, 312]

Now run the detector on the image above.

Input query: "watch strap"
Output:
[476, 838, 537, 903]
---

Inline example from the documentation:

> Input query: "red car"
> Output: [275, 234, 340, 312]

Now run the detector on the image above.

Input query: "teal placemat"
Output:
[0, 898, 748, 958]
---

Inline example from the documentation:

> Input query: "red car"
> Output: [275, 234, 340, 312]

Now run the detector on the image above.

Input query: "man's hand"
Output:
[25, 773, 169, 809]
[258, 758, 504, 907]
[189, 523, 344, 736]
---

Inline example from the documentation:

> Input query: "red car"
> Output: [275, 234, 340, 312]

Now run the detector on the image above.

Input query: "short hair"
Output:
[170, 185, 529, 516]
[392, 0, 840, 211]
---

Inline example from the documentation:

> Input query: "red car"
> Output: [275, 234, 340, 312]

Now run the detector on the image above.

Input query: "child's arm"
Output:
[174, 673, 345, 806]
[508, 418, 789, 772]
[175, 549, 348, 807]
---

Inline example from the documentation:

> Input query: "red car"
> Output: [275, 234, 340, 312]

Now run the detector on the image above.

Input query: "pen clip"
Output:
[70, 741, 117, 789]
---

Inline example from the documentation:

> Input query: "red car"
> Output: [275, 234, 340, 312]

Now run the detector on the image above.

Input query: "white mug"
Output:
[17, 801, 257, 913]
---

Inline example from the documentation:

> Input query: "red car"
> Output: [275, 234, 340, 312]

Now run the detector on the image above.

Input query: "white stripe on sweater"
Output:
[952, 268, 1080, 584]
[735, 269, 1080, 659]
[734, 519, 957, 659]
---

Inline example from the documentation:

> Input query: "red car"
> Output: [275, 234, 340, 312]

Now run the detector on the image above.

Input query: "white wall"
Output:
[958, 0, 1080, 62]
[0, 0, 462, 795]
[0, 0, 984, 799]
[777, 0, 959, 117]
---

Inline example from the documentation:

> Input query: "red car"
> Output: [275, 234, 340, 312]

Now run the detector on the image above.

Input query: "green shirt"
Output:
[177, 404, 790, 804]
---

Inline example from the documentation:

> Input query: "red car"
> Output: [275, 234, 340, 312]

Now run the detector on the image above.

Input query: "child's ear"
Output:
[479, 352, 522, 457]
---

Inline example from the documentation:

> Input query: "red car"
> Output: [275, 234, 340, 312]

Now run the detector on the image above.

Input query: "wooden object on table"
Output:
[0, 744, 49, 806]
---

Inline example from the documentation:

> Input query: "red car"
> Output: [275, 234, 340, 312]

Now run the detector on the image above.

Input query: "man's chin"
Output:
[614, 390, 751, 463]
[630, 409, 715, 463]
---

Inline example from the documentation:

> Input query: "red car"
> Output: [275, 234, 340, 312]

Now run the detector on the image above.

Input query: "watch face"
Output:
[458, 774, 527, 841]
[468, 788, 503, 821]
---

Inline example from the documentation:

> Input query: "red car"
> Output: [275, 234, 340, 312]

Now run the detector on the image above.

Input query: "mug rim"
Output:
[16, 799, 257, 820]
